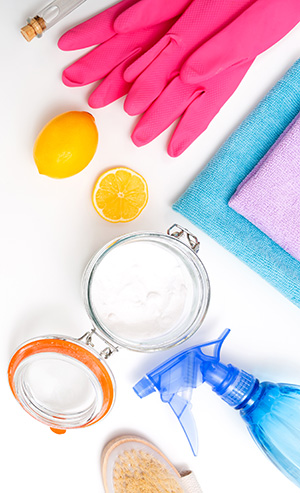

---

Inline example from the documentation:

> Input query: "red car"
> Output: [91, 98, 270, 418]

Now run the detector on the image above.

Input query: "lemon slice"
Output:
[92, 167, 148, 223]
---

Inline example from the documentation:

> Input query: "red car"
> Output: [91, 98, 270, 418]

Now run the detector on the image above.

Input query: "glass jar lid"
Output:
[83, 228, 210, 352]
[8, 336, 115, 432]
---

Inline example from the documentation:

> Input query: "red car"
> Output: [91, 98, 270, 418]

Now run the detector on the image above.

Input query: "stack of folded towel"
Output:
[173, 58, 300, 308]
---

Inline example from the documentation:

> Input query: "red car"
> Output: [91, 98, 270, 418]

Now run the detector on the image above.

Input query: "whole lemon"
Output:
[33, 111, 98, 178]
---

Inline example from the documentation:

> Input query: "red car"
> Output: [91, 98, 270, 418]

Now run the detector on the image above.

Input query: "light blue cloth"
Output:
[173, 59, 300, 308]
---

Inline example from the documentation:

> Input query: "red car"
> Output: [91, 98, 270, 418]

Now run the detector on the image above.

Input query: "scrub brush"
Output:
[101, 435, 202, 493]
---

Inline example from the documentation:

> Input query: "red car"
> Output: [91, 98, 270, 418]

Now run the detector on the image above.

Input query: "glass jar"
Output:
[8, 225, 210, 433]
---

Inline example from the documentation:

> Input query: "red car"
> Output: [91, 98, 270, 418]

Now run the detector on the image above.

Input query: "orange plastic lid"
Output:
[8, 337, 115, 431]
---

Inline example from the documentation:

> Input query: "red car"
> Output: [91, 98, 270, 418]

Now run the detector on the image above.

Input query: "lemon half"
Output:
[92, 167, 148, 223]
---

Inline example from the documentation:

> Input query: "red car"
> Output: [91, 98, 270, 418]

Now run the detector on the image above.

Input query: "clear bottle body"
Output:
[240, 382, 300, 488]
[21, 0, 87, 41]
[34, 0, 87, 31]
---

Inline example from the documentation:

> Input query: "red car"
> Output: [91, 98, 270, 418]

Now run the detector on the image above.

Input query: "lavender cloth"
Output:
[229, 111, 300, 261]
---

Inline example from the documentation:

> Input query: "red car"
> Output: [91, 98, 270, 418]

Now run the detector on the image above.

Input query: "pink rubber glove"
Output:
[131, 61, 253, 157]
[121, 0, 255, 115]
[58, 0, 192, 107]
[181, 0, 300, 83]
[127, 0, 300, 156]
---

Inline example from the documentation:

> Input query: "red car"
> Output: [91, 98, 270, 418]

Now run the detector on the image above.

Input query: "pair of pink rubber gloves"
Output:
[58, 0, 300, 157]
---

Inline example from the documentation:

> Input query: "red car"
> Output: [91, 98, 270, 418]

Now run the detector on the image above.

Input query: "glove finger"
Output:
[124, 35, 173, 83]
[62, 33, 148, 86]
[114, 0, 192, 33]
[130, 76, 201, 147]
[62, 18, 173, 86]
[124, 37, 182, 115]
[168, 91, 219, 157]
[170, 62, 252, 157]
[181, 0, 300, 83]
[58, 0, 138, 50]
[89, 62, 132, 108]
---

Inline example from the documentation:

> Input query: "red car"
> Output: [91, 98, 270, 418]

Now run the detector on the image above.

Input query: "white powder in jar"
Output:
[88, 240, 196, 343]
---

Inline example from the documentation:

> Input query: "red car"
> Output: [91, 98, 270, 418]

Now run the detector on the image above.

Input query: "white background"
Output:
[2, 1, 300, 492]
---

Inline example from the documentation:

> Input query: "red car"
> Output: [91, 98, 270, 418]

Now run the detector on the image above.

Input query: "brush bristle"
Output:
[112, 448, 184, 493]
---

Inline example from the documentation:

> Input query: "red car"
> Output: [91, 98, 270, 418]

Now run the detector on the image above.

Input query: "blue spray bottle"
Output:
[134, 330, 300, 487]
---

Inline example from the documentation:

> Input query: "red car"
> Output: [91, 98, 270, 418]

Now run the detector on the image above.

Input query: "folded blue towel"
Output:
[173, 59, 300, 308]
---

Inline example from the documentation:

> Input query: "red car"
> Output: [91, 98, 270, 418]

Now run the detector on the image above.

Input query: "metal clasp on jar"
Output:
[77, 330, 118, 359]
[167, 224, 200, 253]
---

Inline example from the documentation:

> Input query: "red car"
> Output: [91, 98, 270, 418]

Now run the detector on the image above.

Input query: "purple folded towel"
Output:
[229, 111, 300, 261]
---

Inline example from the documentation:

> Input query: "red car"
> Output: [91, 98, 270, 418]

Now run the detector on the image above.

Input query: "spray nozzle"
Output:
[133, 330, 231, 455]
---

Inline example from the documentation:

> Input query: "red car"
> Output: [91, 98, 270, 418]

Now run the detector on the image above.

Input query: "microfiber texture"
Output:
[173, 58, 300, 308]
[229, 111, 300, 262]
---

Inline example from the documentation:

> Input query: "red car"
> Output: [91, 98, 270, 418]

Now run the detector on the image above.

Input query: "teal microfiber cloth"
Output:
[173, 58, 300, 308]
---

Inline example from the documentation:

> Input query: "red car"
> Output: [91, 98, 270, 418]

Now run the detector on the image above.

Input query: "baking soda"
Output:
[89, 241, 195, 343]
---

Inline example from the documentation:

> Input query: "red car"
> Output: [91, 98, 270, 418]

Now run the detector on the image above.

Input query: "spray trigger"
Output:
[133, 330, 230, 455]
